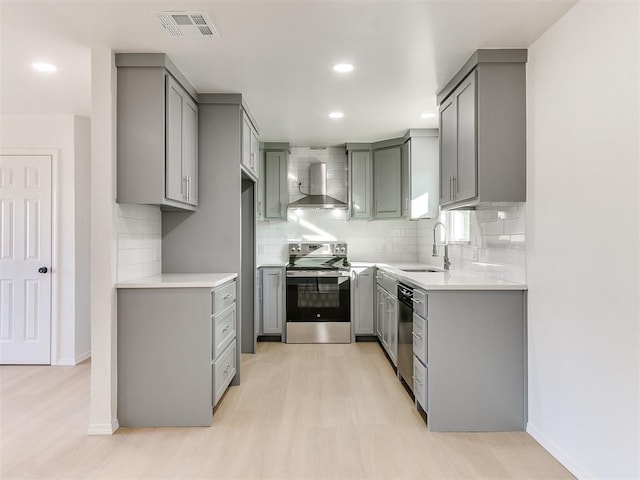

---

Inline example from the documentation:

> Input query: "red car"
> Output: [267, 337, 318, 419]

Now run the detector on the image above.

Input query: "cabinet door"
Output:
[401, 141, 411, 217]
[376, 286, 384, 341]
[373, 147, 402, 218]
[454, 71, 478, 203]
[439, 96, 456, 205]
[262, 268, 283, 334]
[251, 129, 260, 179]
[241, 116, 252, 173]
[354, 270, 374, 335]
[264, 151, 287, 219]
[182, 94, 198, 206]
[166, 75, 185, 203]
[350, 151, 372, 219]
[387, 296, 398, 364]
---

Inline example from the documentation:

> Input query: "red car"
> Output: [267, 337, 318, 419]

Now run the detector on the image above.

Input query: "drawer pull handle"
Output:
[222, 325, 231, 332]
[223, 363, 233, 375]
[411, 298, 423, 304]
[411, 332, 422, 339]
[412, 376, 423, 386]
[223, 294, 233, 300]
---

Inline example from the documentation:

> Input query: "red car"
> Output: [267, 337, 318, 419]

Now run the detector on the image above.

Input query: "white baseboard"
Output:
[87, 418, 119, 435]
[527, 422, 590, 479]
[55, 351, 91, 366]
[75, 351, 91, 364]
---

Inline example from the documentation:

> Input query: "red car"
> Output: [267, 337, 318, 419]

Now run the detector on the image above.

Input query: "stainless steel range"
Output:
[285, 242, 351, 344]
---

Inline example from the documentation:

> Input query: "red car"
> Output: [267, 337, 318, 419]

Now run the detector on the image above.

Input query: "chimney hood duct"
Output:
[288, 163, 347, 209]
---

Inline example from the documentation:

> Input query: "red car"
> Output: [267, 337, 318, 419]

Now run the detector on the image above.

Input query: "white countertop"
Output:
[367, 262, 527, 291]
[116, 273, 237, 289]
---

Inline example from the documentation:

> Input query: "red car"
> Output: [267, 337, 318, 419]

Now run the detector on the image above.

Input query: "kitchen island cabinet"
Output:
[116, 273, 237, 427]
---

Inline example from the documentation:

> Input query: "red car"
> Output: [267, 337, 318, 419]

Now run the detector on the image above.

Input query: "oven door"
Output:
[286, 272, 350, 323]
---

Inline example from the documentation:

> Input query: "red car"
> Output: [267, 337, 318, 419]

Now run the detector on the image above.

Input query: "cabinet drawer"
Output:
[413, 289, 427, 318]
[211, 281, 236, 315]
[213, 341, 236, 406]
[412, 313, 428, 365]
[413, 356, 428, 412]
[213, 303, 236, 360]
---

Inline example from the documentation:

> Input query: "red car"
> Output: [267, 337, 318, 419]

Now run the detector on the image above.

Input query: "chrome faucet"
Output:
[432, 222, 451, 271]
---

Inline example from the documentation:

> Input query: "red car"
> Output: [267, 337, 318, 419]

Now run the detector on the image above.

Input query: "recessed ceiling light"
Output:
[328, 112, 344, 119]
[332, 63, 354, 73]
[32, 62, 57, 73]
[420, 112, 436, 119]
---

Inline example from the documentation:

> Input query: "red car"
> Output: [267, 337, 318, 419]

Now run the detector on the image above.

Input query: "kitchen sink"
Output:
[400, 268, 441, 273]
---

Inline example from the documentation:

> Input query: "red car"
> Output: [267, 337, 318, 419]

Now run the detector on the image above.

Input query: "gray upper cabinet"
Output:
[115, 53, 199, 211]
[402, 129, 439, 219]
[373, 146, 402, 218]
[438, 49, 527, 209]
[241, 113, 260, 180]
[348, 149, 373, 219]
[166, 75, 198, 206]
[263, 143, 289, 220]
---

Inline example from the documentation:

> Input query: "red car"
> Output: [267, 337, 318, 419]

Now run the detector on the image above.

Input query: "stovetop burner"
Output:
[286, 242, 349, 271]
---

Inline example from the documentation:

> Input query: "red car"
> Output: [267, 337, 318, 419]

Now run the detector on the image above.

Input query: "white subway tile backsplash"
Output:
[117, 204, 162, 282]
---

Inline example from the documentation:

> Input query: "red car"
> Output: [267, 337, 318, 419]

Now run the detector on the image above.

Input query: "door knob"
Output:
[38, 267, 48, 274]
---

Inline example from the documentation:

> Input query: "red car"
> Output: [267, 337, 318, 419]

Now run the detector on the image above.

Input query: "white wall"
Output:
[417, 203, 527, 283]
[116, 204, 161, 281]
[0, 114, 91, 365]
[526, 2, 639, 478]
[88, 47, 119, 434]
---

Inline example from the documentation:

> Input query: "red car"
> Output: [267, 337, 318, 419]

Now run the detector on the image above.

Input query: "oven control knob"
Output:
[334, 246, 340, 253]
[340, 247, 346, 253]
[290, 246, 296, 252]
[296, 246, 302, 252]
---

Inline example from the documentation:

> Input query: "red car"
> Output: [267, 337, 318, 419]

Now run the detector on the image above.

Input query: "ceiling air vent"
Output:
[155, 12, 219, 38]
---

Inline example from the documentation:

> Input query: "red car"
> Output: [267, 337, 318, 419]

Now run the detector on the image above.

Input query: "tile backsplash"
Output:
[117, 204, 162, 281]
[257, 209, 419, 264]
[417, 203, 526, 283]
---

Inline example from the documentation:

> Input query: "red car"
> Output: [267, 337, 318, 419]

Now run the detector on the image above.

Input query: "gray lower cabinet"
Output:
[260, 267, 284, 336]
[418, 289, 527, 432]
[375, 273, 398, 366]
[263, 144, 289, 220]
[115, 53, 198, 211]
[438, 49, 527, 209]
[353, 268, 375, 335]
[117, 280, 237, 427]
[373, 146, 402, 218]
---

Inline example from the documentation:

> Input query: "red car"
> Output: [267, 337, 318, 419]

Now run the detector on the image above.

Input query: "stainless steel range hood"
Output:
[288, 163, 347, 209]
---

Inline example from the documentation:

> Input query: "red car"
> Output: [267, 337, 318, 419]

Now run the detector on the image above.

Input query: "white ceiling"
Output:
[0, 0, 576, 146]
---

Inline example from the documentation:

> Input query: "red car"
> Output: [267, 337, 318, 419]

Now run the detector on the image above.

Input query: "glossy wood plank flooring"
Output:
[1, 342, 575, 479]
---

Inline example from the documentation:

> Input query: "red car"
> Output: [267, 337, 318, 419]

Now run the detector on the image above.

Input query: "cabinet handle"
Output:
[411, 298, 423, 304]
[183, 176, 188, 199]
[449, 176, 453, 201]
[411, 331, 422, 339]
[453, 176, 457, 199]
[223, 294, 233, 300]
[412, 376, 423, 386]
[187, 176, 191, 202]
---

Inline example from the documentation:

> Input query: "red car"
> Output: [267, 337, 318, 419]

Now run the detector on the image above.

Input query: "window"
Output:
[439, 211, 470, 243]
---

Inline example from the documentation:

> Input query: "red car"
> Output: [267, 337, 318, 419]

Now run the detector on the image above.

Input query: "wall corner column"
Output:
[88, 47, 119, 435]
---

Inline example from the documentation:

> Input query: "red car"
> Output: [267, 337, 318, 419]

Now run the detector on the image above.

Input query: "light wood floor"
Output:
[1, 342, 574, 479]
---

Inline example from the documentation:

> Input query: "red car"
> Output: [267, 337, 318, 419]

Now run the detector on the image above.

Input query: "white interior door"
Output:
[0, 155, 52, 364]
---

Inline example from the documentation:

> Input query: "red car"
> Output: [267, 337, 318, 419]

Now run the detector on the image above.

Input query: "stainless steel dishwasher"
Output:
[397, 283, 414, 390]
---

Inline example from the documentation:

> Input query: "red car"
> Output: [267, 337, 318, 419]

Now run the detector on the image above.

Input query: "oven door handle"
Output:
[285, 271, 350, 278]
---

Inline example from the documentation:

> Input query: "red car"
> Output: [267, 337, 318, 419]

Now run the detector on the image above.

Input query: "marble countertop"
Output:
[116, 273, 237, 289]
[353, 262, 527, 291]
